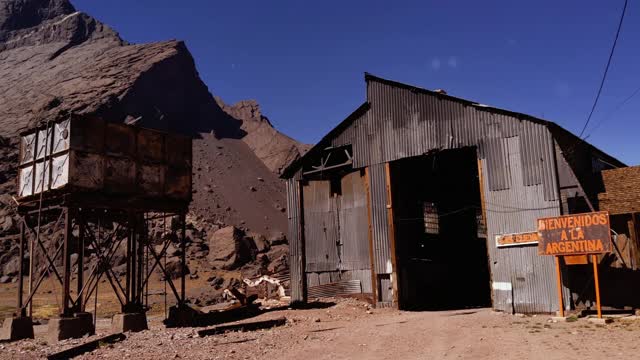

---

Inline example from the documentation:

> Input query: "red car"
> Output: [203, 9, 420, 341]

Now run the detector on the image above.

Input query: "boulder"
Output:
[267, 231, 287, 246]
[0, 275, 11, 284]
[162, 260, 190, 280]
[207, 226, 251, 270]
[2, 256, 21, 276]
[247, 232, 270, 253]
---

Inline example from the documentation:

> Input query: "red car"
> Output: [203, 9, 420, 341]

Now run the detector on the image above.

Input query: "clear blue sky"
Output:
[73, 0, 639, 165]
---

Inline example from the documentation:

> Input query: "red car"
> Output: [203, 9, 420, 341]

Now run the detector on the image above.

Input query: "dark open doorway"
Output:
[390, 147, 492, 310]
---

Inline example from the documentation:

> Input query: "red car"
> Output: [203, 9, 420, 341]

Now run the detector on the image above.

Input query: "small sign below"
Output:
[538, 211, 612, 256]
[496, 231, 539, 247]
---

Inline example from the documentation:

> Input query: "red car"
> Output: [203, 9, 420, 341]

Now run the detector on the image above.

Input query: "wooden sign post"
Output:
[537, 211, 612, 319]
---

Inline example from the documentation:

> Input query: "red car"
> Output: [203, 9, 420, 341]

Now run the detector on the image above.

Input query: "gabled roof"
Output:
[281, 102, 370, 178]
[282, 73, 625, 178]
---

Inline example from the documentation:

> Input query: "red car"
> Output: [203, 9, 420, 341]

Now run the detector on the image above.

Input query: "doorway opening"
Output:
[390, 147, 492, 310]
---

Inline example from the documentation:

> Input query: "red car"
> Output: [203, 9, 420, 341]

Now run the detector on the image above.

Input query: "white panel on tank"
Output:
[51, 154, 69, 189]
[20, 133, 36, 164]
[36, 127, 53, 160]
[18, 166, 34, 197]
[52, 120, 70, 154]
[34, 160, 51, 194]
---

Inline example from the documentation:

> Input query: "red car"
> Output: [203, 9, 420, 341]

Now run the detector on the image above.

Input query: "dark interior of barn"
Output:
[390, 147, 492, 310]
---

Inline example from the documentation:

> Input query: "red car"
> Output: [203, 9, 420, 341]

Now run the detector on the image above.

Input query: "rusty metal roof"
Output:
[281, 73, 625, 179]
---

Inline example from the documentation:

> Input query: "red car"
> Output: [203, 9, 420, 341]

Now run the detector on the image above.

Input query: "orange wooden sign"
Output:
[537, 211, 612, 256]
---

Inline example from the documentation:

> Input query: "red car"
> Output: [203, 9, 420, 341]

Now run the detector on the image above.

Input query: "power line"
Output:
[583, 84, 640, 140]
[577, 0, 628, 139]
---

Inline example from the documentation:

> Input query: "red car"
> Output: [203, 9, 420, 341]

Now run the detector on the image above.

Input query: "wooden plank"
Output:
[476, 158, 488, 237]
[197, 317, 287, 337]
[555, 256, 564, 317]
[296, 180, 307, 303]
[47, 333, 126, 360]
[477, 158, 494, 307]
[629, 215, 638, 270]
[364, 167, 378, 306]
[383, 162, 399, 306]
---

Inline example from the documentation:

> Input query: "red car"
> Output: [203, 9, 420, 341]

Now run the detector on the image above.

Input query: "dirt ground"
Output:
[2, 297, 640, 360]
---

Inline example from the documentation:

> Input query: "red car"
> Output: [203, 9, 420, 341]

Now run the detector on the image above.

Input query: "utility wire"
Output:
[583, 84, 640, 140]
[578, 0, 628, 139]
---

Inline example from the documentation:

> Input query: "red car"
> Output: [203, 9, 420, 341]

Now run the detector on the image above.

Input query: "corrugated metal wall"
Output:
[286, 171, 305, 303]
[303, 180, 340, 272]
[368, 163, 392, 276]
[287, 76, 571, 311]
[298, 170, 374, 297]
[339, 171, 371, 271]
[355, 80, 558, 203]
[482, 136, 568, 313]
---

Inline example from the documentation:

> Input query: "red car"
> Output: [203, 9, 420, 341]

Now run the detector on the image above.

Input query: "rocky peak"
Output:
[214, 96, 272, 126]
[0, 0, 121, 53]
[0, 0, 75, 32]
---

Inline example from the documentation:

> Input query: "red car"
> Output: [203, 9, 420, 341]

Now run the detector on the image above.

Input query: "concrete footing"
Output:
[111, 313, 148, 333]
[0, 317, 34, 341]
[47, 312, 95, 343]
[588, 317, 613, 325]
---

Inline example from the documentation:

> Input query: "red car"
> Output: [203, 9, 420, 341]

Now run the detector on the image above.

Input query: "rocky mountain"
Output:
[0, 0, 307, 229]
[0, 0, 305, 294]
[215, 97, 311, 174]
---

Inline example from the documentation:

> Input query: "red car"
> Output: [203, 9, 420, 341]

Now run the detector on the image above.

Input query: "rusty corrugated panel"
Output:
[303, 180, 340, 272]
[368, 163, 392, 274]
[360, 78, 562, 203]
[286, 172, 305, 302]
[482, 136, 568, 313]
[306, 270, 372, 294]
[339, 171, 371, 271]
[308, 280, 362, 298]
[286, 74, 587, 310]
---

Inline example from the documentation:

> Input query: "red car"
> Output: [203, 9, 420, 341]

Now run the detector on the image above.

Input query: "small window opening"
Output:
[423, 202, 439, 234]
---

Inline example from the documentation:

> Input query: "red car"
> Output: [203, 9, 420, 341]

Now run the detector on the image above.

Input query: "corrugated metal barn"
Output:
[282, 73, 625, 313]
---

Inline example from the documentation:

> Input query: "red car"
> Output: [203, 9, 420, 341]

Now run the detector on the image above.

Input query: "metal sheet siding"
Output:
[359, 80, 559, 203]
[483, 136, 568, 313]
[285, 76, 571, 311]
[339, 171, 371, 271]
[286, 172, 305, 302]
[368, 163, 392, 274]
[303, 180, 340, 272]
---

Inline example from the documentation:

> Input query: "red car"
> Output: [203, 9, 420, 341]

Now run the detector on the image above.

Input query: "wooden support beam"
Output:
[62, 209, 72, 316]
[384, 162, 399, 307]
[197, 317, 287, 337]
[76, 212, 85, 312]
[296, 180, 307, 303]
[17, 222, 25, 316]
[592, 254, 602, 319]
[477, 158, 494, 307]
[555, 256, 564, 317]
[47, 333, 126, 360]
[364, 167, 378, 306]
[180, 213, 187, 303]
